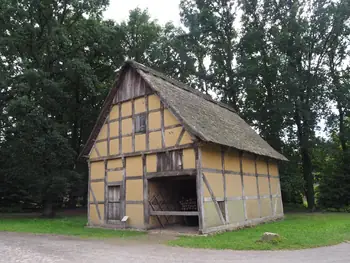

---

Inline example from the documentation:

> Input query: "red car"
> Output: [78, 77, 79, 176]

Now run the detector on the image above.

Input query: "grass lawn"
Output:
[169, 213, 350, 250]
[0, 216, 144, 239]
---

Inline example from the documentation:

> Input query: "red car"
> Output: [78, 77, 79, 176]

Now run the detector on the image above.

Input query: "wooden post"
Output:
[122, 156, 126, 218]
[107, 116, 110, 156]
[239, 151, 247, 221]
[145, 95, 149, 150]
[104, 160, 108, 224]
[160, 104, 165, 148]
[131, 99, 135, 152]
[195, 146, 204, 232]
[221, 147, 228, 223]
[87, 161, 91, 225]
[118, 103, 122, 154]
[267, 159, 274, 216]
[142, 154, 149, 227]
[254, 155, 262, 218]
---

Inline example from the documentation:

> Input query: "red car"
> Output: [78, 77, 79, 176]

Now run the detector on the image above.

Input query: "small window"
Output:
[135, 113, 146, 134]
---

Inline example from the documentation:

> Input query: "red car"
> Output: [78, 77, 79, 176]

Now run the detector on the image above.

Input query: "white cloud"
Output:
[103, 0, 181, 25]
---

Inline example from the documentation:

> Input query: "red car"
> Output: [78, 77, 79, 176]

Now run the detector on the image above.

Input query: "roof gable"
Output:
[80, 61, 287, 161]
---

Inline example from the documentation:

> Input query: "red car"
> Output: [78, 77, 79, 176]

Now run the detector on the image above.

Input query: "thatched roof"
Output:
[80, 60, 287, 161]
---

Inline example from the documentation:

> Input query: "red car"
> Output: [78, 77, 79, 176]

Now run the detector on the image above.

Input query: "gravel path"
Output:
[0, 232, 349, 263]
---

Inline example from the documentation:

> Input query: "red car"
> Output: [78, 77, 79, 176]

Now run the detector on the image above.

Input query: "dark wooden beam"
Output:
[146, 169, 196, 179]
[131, 99, 135, 152]
[175, 128, 186, 146]
[255, 155, 262, 218]
[91, 178, 104, 183]
[125, 175, 143, 180]
[160, 104, 165, 148]
[145, 95, 149, 151]
[239, 151, 247, 221]
[195, 146, 204, 232]
[221, 146, 228, 222]
[89, 143, 195, 162]
[118, 102, 122, 154]
[142, 154, 149, 226]
[150, 211, 199, 216]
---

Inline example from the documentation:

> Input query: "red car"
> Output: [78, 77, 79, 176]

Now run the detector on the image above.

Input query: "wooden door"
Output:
[107, 185, 121, 221]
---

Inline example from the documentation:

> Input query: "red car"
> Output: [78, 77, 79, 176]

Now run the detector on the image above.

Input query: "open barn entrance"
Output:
[148, 175, 199, 233]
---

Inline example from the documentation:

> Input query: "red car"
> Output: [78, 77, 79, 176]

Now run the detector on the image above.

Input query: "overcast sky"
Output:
[103, 0, 181, 25]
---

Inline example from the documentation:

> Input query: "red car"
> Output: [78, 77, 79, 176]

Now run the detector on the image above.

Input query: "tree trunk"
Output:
[42, 198, 55, 218]
[301, 146, 315, 210]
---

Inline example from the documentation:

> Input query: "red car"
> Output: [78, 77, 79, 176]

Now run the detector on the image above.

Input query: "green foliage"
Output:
[169, 213, 350, 250]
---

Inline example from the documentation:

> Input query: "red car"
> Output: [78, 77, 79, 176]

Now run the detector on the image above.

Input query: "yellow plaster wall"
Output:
[121, 101, 132, 117]
[146, 154, 157, 172]
[256, 158, 268, 174]
[121, 136, 132, 153]
[89, 204, 104, 225]
[126, 180, 143, 200]
[108, 171, 123, 182]
[164, 109, 179, 127]
[109, 139, 119, 155]
[204, 202, 222, 228]
[226, 174, 242, 197]
[203, 172, 224, 198]
[270, 177, 279, 195]
[164, 127, 182, 147]
[126, 204, 144, 228]
[91, 161, 104, 179]
[134, 97, 146, 114]
[109, 122, 119, 137]
[183, 148, 196, 169]
[260, 198, 272, 217]
[246, 199, 260, 219]
[269, 161, 279, 176]
[201, 145, 222, 170]
[242, 155, 255, 174]
[149, 131, 162, 149]
[96, 124, 107, 140]
[90, 182, 104, 201]
[126, 156, 143, 176]
[224, 150, 240, 172]
[89, 148, 98, 159]
[107, 159, 122, 169]
[243, 176, 258, 196]
[95, 141, 107, 157]
[109, 105, 119, 120]
[227, 200, 245, 223]
[135, 134, 146, 152]
[258, 176, 270, 196]
[122, 118, 132, 135]
[180, 130, 193, 145]
[148, 111, 161, 130]
[148, 94, 161, 110]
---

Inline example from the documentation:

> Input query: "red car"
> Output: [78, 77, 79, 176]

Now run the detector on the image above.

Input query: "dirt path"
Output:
[0, 232, 349, 263]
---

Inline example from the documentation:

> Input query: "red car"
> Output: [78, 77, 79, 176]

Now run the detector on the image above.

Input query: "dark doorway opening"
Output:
[148, 175, 199, 231]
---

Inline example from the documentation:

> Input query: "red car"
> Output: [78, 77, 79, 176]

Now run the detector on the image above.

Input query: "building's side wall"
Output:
[88, 68, 197, 229]
[200, 143, 283, 234]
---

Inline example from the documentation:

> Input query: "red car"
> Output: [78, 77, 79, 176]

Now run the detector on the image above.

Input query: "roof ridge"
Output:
[126, 60, 237, 114]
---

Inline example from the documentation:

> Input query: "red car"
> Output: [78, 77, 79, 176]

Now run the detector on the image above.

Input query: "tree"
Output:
[0, 0, 114, 214]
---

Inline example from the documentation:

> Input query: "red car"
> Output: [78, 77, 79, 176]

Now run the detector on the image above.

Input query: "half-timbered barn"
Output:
[80, 60, 287, 234]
